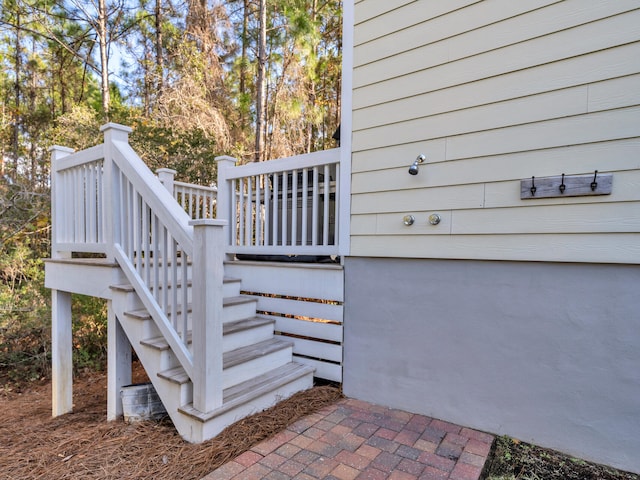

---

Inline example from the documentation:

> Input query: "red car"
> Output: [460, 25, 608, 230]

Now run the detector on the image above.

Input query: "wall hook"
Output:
[530, 176, 536, 196]
[559, 173, 566, 194]
[591, 170, 598, 191]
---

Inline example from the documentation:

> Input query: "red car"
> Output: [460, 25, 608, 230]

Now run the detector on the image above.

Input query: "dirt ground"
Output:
[0, 362, 341, 480]
[483, 435, 640, 480]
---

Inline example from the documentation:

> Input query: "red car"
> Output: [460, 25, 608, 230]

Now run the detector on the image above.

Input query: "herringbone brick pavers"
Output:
[201, 398, 494, 480]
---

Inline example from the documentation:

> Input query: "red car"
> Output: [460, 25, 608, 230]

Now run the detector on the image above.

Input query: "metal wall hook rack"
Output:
[520, 171, 612, 200]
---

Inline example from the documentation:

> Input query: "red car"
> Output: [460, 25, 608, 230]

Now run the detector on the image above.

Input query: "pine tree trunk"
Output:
[254, 0, 267, 162]
[12, 11, 21, 179]
[155, 0, 164, 93]
[239, 0, 249, 129]
[98, 0, 110, 120]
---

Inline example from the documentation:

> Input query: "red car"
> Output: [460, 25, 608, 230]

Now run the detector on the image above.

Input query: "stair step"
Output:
[114, 277, 240, 296]
[223, 295, 256, 308]
[224, 337, 292, 369]
[146, 277, 240, 292]
[110, 284, 135, 293]
[157, 338, 294, 385]
[179, 362, 315, 421]
[124, 295, 255, 321]
[157, 365, 190, 385]
[140, 316, 275, 351]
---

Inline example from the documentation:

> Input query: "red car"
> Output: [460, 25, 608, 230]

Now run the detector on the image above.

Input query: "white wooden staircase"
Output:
[46, 123, 324, 443]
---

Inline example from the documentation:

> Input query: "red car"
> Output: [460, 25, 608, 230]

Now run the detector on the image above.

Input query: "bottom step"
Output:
[178, 362, 314, 442]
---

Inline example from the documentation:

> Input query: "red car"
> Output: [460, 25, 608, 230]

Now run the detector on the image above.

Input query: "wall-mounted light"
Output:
[408, 154, 426, 175]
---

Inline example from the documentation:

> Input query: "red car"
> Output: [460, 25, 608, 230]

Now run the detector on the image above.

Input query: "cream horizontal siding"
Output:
[353, 44, 640, 132]
[352, 139, 640, 181]
[351, 234, 640, 264]
[353, 170, 640, 215]
[355, 0, 560, 68]
[350, 2, 640, 263]
[355, 0, 482, 47]
[352, 202, 640, 236]
[354, 10, 640, 106]
[353, 0, 415, 25]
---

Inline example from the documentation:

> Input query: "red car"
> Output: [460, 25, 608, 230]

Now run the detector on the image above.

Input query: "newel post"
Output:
[49, 146, 74, 417]
[215, 156, 236, 256]
[190, 219, 227, 412]
[157, 168, 177, 194]
[100, 123, 133, 260]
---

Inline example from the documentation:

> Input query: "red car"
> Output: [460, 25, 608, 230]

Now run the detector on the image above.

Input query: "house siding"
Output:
[350, 1, 640, 263]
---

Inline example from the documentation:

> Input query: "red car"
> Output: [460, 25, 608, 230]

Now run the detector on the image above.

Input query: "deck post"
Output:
[190, 219, 228, 412]
[157, 168, 177, 194]
[107, 303, 132, 420]
[215, 156, 236, 258]
[51, 288, 73, 416]
[100, 123, 133, 261]
[49, 146, 75, 417]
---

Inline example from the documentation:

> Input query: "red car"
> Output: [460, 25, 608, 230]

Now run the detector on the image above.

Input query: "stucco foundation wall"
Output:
[343, 257, 640, 474]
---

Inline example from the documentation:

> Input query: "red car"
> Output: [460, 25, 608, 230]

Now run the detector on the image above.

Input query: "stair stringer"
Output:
[110, 287, 195, 432]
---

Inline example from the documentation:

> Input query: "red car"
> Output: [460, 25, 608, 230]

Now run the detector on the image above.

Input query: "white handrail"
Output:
[225, 149, 339, 179]
[55, 144, 105, 171]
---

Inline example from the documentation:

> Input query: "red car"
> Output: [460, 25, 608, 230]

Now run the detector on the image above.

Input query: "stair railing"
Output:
[51, 123, 225, 413]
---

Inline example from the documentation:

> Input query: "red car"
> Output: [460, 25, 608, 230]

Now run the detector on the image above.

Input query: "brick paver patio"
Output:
[202, 398, 494, 480]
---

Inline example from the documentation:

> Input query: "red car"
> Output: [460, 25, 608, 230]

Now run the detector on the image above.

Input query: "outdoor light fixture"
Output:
[408, 154, 426, 175]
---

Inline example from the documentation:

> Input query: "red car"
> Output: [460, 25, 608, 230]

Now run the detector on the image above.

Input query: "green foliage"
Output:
[0, 179, 108, 387]
[71, 295, 108, 372]
[0, 186, 50, 386]
[0, 228, 51, 386]
[48, 103, 102, 150]
[129, 117, 219, 185]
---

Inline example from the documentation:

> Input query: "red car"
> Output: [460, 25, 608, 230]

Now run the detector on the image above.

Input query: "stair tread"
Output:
[140, 316, 275, 351]
[223, 295, 257, 307]
[124, 295, 256, 320]
[112, 277, 240, 294]
[110, 284, 135, 292]
[225, 337, 293, 369]
[179, 362, 315, 422]
[157, 337, 293, 385]
[147, 277, 240, 290]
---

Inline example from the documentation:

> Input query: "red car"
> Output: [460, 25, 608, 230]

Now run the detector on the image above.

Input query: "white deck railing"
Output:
[216, 149, 340, 256]
[157, 168, 217, 220]
[50, 144, 107, 254]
